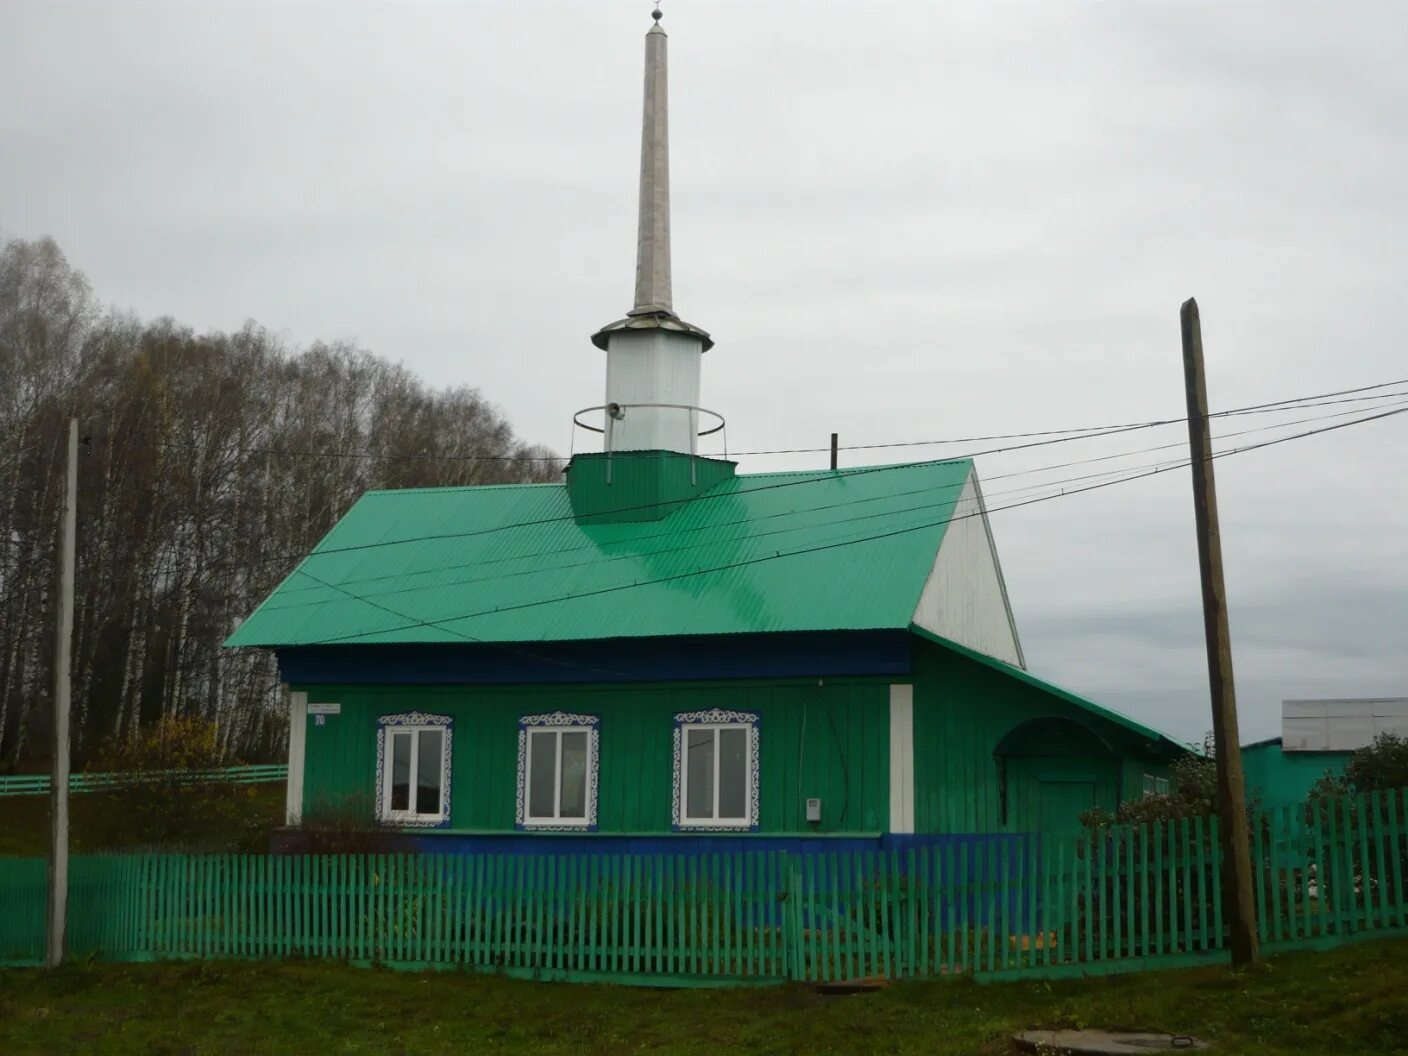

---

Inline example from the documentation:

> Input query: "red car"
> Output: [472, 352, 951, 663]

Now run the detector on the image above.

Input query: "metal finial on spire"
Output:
[652, 1, 663, 22]
[630, 8, 672, 316]
[591, 5, 712, 350]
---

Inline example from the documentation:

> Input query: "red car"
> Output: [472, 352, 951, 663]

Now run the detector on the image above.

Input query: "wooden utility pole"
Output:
[47, 417, 77, 969]
[1180, 300, 1259, 966]
[829, 432, 839, 471]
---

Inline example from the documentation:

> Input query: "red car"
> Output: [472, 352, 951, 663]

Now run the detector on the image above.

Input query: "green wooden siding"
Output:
[1242, 742, 1347, 808]
[1121, 758, 1166, 803]
[564, 450, 737, 523]
[1003, 758, 1116, 833]
[295, 639, 1178, 838]
[296, 678, 891, 835]
[911, 638, 1173, 834]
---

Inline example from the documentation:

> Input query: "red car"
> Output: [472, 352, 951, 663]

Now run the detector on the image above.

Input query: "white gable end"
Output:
[911, 468, 1024, 667]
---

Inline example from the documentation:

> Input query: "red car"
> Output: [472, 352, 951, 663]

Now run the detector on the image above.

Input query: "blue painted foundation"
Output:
[399, 830, 1019, 859]
[268, 829, 1050, 930]
[391, 831, 1041, 930]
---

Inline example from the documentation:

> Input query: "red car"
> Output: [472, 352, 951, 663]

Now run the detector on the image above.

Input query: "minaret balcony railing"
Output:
[572, 402, 727, 483]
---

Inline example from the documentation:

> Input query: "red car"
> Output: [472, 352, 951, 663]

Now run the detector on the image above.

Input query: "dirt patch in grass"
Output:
[0, 936, 1405, 1055]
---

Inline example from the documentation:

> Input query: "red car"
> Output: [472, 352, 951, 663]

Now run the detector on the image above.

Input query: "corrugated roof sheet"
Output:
[225, 459, 975, 647]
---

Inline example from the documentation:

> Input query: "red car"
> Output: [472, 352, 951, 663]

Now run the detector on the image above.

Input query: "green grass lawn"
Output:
[1, 937, 1405, 1056]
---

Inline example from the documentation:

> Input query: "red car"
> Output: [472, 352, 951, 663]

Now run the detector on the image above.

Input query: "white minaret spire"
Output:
[590, 5, 715, 453]
[632, 9, 673, 315]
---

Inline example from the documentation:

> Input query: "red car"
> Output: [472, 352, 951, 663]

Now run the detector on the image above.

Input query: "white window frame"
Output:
[1142, 773, 1171, 798]
[375, 712, 453, 827]
[516, 712, 600, 831]
[672, 709, 760, 831]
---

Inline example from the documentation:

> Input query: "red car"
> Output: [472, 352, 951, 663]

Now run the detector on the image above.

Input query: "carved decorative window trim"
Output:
[672, 709, 760, 832]
[516, 712, 600, 831]
[374, 711, 453, 828]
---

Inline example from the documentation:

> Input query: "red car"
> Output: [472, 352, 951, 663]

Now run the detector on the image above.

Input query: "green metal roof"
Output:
[908, 625, 1190, 755]
[226, 459, 976, 648]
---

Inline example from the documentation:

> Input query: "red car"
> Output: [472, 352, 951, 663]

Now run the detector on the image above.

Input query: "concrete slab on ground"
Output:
[1014, 1029, 1210, 1054]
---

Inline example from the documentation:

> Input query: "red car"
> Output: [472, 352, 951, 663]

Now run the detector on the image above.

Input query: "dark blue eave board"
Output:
[275, 630, 912, 686]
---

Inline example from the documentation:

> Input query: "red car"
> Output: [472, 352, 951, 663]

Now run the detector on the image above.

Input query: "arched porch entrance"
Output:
[994, 716, 1121, 833]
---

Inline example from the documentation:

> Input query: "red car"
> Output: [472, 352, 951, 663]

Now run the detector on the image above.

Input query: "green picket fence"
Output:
[787, 821, 1228, 982]
[0, 858, 46, 964]
[1252, 790, 1408, 951]
[1, 852, 795, 982]
[0, 764, 287, 797]
[3, 789, 1406, 982]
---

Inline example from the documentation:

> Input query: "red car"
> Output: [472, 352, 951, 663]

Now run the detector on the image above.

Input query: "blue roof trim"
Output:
[278, 629, 912, 686]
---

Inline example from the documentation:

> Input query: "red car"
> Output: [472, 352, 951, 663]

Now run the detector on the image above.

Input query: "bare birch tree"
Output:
[0, 235, 558, 767]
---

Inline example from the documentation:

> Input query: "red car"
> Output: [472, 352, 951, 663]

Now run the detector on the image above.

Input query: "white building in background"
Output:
[1281, 697, 1408, 752]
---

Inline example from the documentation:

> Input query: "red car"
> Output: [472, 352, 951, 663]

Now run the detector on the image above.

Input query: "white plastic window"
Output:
[524, 726, 595, 826]
[379, 723, 449, 824]
[516, 713, 600, 830]
[678, 721, 756, 828]
[1142, 773, 1171, 798]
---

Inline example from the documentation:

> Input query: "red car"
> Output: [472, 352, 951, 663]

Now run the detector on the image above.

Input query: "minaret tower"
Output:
[568, 6, 731, 523]
[589, 5, 714, 455]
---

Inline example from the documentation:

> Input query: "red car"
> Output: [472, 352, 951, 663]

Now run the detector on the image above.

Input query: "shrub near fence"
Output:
[3, 789, 1406, 983]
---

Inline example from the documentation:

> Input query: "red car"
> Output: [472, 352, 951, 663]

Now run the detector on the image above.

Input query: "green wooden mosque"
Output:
[226, 13, 1185, 856]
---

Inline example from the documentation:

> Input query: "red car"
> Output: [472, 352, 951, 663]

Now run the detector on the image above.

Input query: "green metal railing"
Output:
[0, 764, 287, 797]
[2, 789, 1405, 983]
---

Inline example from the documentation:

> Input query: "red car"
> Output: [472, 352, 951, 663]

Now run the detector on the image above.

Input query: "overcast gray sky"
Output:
[3, 1, 1406, 745]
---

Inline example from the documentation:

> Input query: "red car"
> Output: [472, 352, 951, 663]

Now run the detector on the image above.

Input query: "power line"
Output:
[281, 403, 1408, 647]
[288, 565, 630, 679]
[11, 377, 1408, 473]
[1209, 377, 1408, 417]
[734, 383, 1408, 457]
[261, 397, 1408, 608]
[127, 377, 1408, 465]
[259, 384, 1408, 568]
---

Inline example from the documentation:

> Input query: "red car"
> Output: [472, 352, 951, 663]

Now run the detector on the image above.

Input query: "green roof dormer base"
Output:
[566, 451, 736, 523]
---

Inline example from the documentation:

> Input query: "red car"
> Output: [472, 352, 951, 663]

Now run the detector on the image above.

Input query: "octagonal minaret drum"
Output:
[591, 12, 714, 455]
